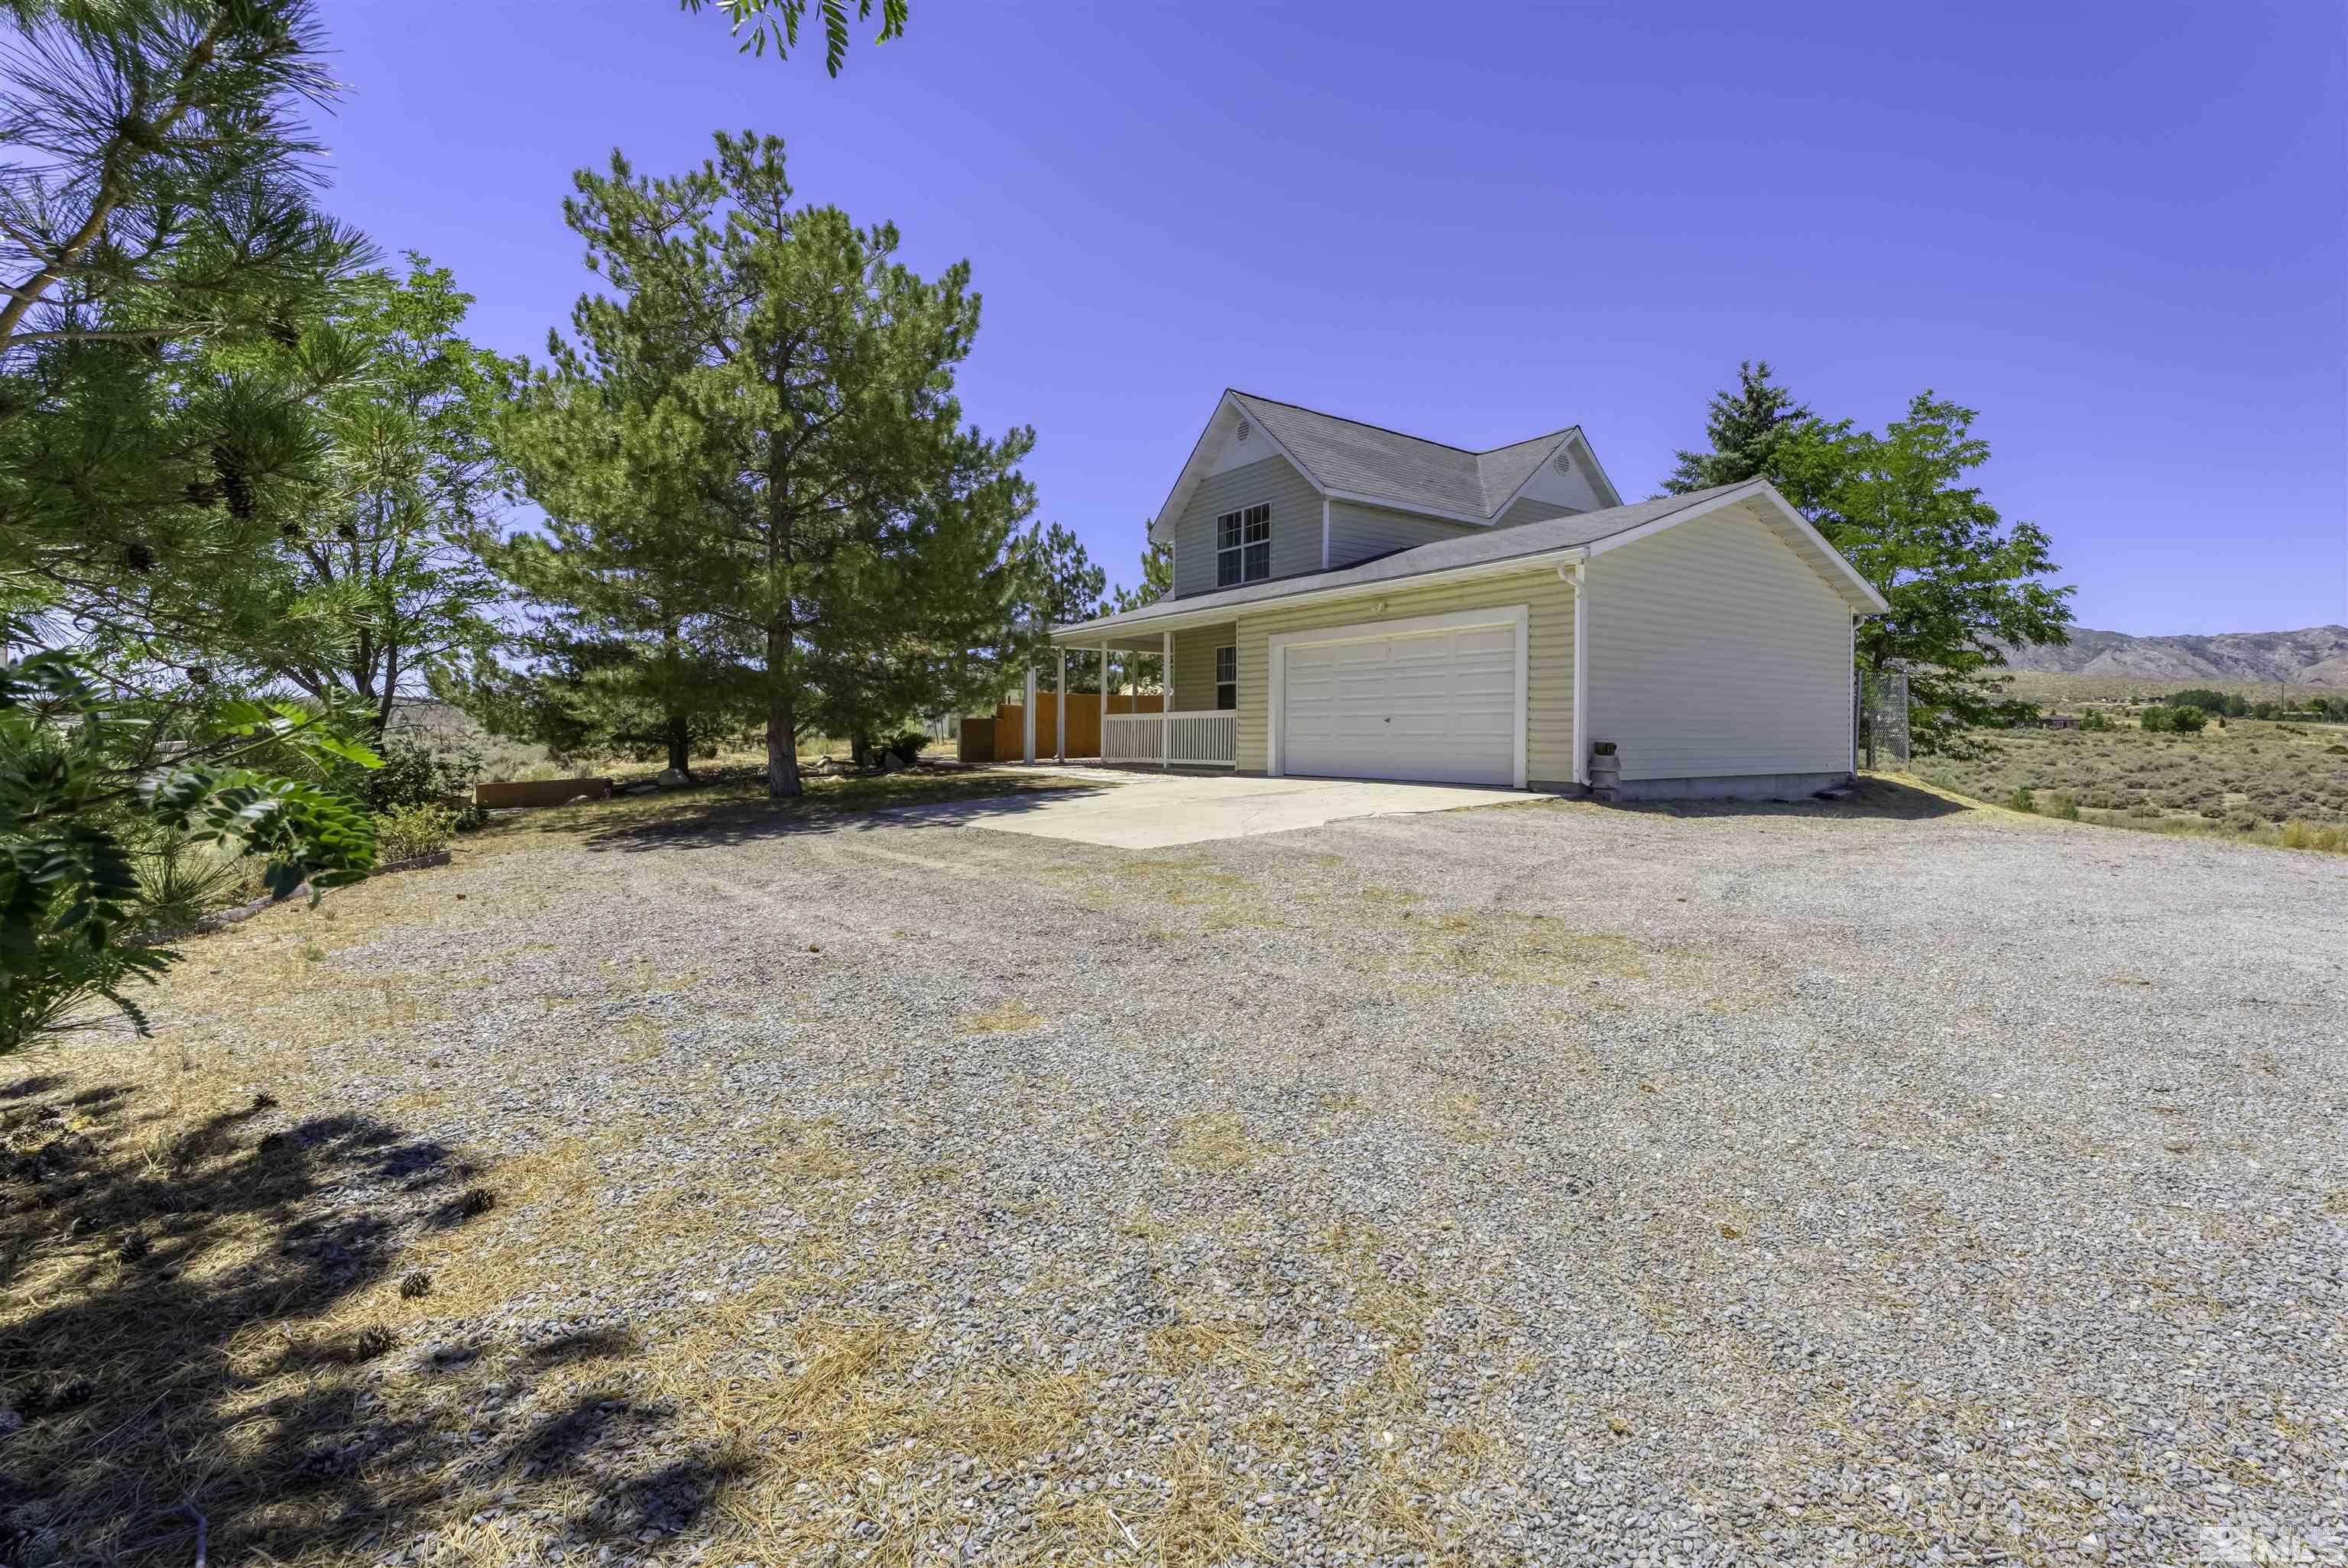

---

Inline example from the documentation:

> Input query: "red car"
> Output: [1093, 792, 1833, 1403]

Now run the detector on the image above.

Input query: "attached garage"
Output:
[1048, 476, 1891, 801]
[1270, 607, 1527, 788]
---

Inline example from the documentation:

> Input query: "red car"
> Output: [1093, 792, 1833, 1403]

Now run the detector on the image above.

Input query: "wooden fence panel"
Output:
[991, 692, 1163, 760]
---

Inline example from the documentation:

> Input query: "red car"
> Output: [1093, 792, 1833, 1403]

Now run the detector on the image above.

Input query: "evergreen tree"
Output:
[0, 0, 371, 673]
[1111, 533, 1173, 612]
[1780, 394, 2074, 753]
[521, 132, 1036, 797]
[1014, 520, 1107, 692]
[1662, 361, 1821, 494]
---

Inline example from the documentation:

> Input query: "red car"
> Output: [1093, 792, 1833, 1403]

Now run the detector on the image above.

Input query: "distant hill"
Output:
[1996, 625, 2348, 686]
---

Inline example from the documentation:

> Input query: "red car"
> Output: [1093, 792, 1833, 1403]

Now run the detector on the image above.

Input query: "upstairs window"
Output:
[1214, 646, 1237, 710]
[1217, 502, 1271, 587]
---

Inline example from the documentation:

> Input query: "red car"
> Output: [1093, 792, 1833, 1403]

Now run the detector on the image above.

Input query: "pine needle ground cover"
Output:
[1917, 717, 2348, 843]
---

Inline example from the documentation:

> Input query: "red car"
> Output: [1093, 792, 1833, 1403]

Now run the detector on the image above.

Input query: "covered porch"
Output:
[1028, 621, 1238, 769]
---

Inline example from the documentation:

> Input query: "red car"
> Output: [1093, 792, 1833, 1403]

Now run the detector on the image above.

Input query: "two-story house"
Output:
[1041, 390, 1886, 799]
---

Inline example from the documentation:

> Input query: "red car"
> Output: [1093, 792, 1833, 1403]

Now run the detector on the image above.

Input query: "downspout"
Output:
[1849, 614, 1859, 778]
[1564, 556, 1590, 787]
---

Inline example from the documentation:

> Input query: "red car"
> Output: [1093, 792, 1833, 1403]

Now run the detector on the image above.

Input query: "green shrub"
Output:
[2077, 709, 2115, 731]
[344, 735, 481, 812]
[2008, 786, 2036, 813]
[2048, 792, 2080, 821]
[2169, 705, 2209, 734]
[375, 804, 459, 863]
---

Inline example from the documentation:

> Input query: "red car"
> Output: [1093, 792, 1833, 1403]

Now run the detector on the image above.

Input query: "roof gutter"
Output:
[1052, 545, 1591, 643]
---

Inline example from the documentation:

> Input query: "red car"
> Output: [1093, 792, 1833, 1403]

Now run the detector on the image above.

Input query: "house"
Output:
[1037, 390, 1889, 799]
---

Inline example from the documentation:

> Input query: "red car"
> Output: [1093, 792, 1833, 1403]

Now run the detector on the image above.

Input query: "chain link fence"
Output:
[1858, 669, 1910, 770]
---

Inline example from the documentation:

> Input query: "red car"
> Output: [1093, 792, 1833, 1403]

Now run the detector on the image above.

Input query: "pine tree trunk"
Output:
[765, 621, 801, 798]
[665, 714, 690, 777]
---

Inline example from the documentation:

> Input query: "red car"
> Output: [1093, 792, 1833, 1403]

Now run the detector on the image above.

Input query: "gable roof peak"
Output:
[1220, 390, 1594, 521]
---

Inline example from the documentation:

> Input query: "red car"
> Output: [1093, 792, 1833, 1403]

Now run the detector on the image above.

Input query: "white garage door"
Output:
[1278, 616, 1520, 787]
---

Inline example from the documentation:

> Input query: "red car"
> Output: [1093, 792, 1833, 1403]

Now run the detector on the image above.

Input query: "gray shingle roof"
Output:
[1228, 391, 1578, 520]
[1059, 482, 1758, 637]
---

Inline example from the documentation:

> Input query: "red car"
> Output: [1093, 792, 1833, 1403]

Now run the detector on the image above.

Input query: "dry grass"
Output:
[957, 998, 1046, 1035]
[1918, 717, 2348, 839]
[1169, 1110, 1268, 1172]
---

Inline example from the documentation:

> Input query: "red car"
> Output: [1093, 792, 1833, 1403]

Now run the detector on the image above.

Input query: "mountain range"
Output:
[1996, 625, 2348, 685]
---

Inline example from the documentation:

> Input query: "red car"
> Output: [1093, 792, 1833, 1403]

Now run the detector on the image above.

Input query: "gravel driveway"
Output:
[28, 780, 2346, 1566]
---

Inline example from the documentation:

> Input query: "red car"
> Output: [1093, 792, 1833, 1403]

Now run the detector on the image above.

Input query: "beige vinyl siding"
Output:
[1169, 456, 1322, 599]
[1497, 497, 1578, 529]
[1586, 503, 1852, 781]
[1168, 624, 1234, 711]
[1231, 569, 1575, 781]
[1324, 500, 1477, 569]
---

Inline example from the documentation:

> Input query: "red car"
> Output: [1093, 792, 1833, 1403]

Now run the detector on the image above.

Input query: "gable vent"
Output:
[1552, 451, 1572, 476]
[1236, 420, 1253, 442]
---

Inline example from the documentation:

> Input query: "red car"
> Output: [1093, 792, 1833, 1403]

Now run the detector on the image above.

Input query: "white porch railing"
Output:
[1103, 710, 1236, 767]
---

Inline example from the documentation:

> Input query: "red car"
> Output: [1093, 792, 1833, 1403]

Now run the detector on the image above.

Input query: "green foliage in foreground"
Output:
[679, 0, 906, 72]
[0, 640, 379, 1052]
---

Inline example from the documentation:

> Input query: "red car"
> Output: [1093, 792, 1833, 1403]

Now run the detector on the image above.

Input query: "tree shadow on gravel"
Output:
[1596, 774, 1970, 821]
[0, 1068, 741, 1566]
[575, 774, 1110, 854]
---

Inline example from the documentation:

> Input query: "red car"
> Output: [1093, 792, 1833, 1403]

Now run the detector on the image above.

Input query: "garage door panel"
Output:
[1278, 616, 1519, 788]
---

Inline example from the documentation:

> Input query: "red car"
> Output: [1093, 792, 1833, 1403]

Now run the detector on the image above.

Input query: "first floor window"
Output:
[1217, 502, 1272, 587]
[1214, 646, 1237, 710]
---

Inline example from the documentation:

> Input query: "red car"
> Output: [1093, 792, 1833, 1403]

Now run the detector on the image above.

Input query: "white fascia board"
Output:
[1583, 481, 1889, 614]
[1566, 430, 1624, 510]
[1486, 426, 1581, 523]
[1049, 545, 1591, 643]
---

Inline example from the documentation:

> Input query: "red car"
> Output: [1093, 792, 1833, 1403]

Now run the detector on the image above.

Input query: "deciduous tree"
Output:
[677, 0, 906, 72]
[1780, 394, 2074, 751]
[275, 258, 511, 734]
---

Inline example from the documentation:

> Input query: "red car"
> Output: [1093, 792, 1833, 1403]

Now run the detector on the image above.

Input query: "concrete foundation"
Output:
[1597, 770, 1851, 803]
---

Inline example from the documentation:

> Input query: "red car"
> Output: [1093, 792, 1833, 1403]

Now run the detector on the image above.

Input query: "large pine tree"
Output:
[513, 132, 1038, 797]
[0, 0, 370, 671]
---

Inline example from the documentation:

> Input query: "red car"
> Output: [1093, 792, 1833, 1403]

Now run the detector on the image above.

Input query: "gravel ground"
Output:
[15, 779, 2346, 1567]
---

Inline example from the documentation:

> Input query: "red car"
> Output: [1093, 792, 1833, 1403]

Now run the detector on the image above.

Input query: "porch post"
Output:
[1160, 630, 1172, 770]
[1100, 643, 1108, 763]
[1022, 664, 1036, 763]
[1055, 646, 1066, 763]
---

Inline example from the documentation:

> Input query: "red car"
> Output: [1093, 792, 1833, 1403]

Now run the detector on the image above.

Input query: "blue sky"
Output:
[322, 2, 2344, 635]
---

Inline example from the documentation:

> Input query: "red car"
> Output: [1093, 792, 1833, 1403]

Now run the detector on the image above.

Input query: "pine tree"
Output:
[1013, 520, 1108, 693]
[1112, 533, 1173, 611]
[1662, 361, 1819, 494]
[517, 132, 1038, 797]
[0, 0, 371, 671]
